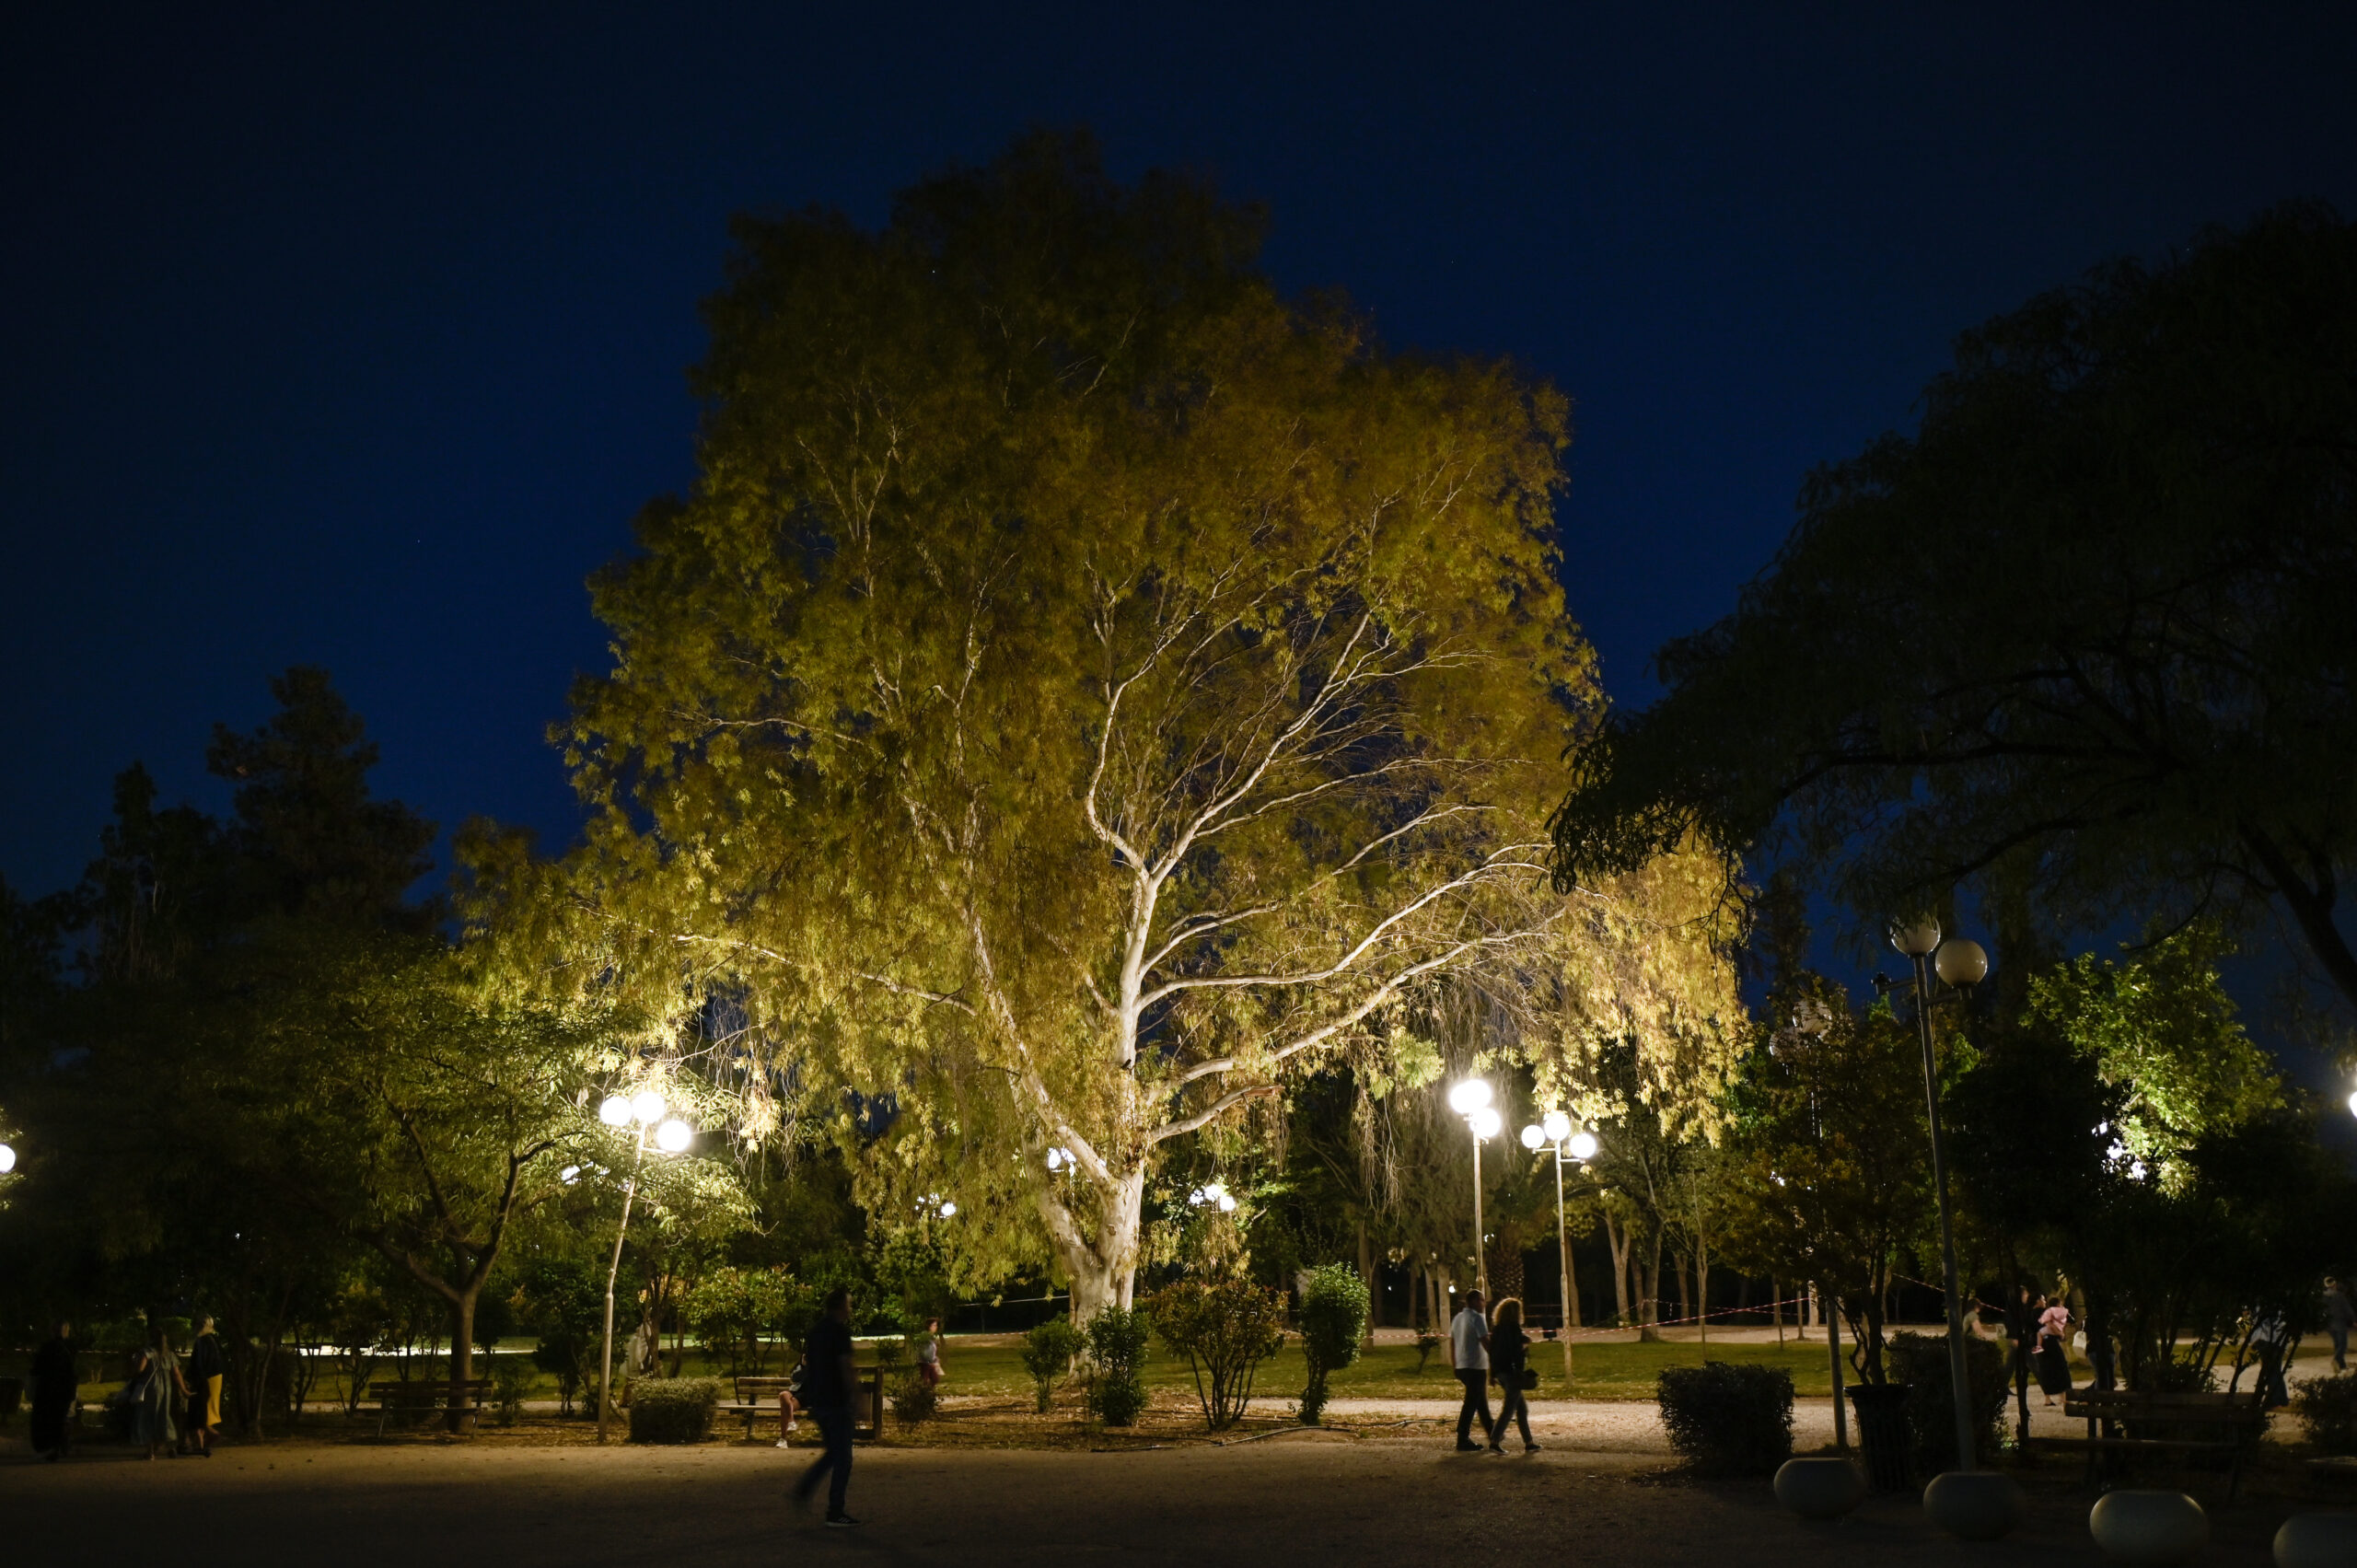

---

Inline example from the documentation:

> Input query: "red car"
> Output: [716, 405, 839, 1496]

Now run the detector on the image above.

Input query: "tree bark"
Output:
[447, 1290, 477, 1434]
[1640, 1228, 1664, 1342]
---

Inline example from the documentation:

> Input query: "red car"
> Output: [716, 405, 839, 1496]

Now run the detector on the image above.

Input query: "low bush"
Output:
[889, 1367, 937, 1426]
[487, 1354, 533, 1426]
[626, 1377, 724, 1445]
[1297, 1264, 1370, 1425]
[1021, 1318, 1085, 1413]
[2295, 1372, 2357, 1454]
[1887, 1330, 2009, 1470]
[1657, 1362, 1794, 1475]
[1150, 1280, 1285, 1431]
[1084, 1307, 1154, 1427]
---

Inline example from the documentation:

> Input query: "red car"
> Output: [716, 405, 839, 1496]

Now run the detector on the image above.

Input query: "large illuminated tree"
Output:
[488, 134, 1736, 1315]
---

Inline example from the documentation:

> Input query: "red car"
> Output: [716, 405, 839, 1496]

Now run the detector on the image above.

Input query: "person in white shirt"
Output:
[1449, 1290, 1499, 1453]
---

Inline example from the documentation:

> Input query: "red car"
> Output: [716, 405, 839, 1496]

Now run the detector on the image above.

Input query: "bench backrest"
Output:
[2066, 1388, 2265, 1422]
[371, 1378, 493, 1396]
[736, 1376, 796, 1398]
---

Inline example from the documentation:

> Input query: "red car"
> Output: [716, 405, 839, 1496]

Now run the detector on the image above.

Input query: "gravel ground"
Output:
[1, 1407, 2311, 1568]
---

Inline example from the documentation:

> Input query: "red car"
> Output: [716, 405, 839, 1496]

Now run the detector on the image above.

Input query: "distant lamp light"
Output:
[598, 1095, 632, 1127]
[1217, 1192, 1238, 1213]
[1520, 1123, 1547, 1151]
[1567, 1130, 1600, 1161]
[1934, 938, 1990, 988]
[938, 1201, 958, 1218]
[1046, 1146, 1073, 1172]
[1542, 1109, 1573, 1144]
[1469, 1107, 1503, 1142]
[1446, 1078, 1492, 1115]
[0, 1142, 15, 1174]
[631, 1090, 667, 1126]
[1888, 918, 1943, 958]
[654, 1118, 692, 1154]
[1202, 1180, 1228, 1202]
[2347, 1090, 2357, 1121]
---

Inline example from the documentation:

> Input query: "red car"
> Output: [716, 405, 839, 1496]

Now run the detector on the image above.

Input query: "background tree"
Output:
[1550, 206, 2357, 1012]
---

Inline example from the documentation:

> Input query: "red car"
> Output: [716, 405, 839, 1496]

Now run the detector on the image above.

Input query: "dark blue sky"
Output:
[6, 2, 2354, 899]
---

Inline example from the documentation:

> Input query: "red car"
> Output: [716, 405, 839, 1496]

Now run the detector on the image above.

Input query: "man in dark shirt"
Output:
[791, 1287, 860, 1527]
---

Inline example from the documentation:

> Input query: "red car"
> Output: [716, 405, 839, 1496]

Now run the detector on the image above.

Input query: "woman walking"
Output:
[29, 1320, 78, 1461]
[1489, 1297, 1538, 1453]
[2034, 1293, 2073, 1405]
[133, 1327, 192, 1459]
[917, 1318, 946, 1390]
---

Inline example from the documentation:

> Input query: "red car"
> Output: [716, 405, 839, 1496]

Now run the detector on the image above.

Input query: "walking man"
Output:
[2326, 1277, 2354, 1373]
[1449, 1288, 1496, 1453]
[792, 1287, 861, 1527]
[185, 1316, 224, 1456]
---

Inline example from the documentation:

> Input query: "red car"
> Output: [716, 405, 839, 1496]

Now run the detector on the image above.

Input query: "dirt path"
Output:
[1, 1427, 2298, 1567]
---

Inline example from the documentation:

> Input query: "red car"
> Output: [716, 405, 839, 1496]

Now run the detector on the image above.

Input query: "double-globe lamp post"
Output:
[1446, 1079, 1503, 1299]
[1888, 918, 1989, 1474]
[596, 1088, 695, 1443]
[1521, 1111, 1599, 1380]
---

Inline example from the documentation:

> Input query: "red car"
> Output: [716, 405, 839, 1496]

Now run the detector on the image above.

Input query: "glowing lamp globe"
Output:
[654, 1118, 692, 1153]
[1217, 1193, 1238, 1213]
[630, 1089, 667, 1126]
[1469, 1107, 1503, 1141]
[0, 1142, 16, 1174]
[1568, 1130, 1600, 1161]
[1520, 1124, 1547, 1150]
[1888, 918, 1942, 957]
[938, 1202, 958, 1218]
[1934, 938, 1989, 987]
[2348, 1090, 2357, 1120]
[1542, 1109, 1573, 1144]
[598, 1095, 632, 1127]
[1446, 1078, 1492, 1115]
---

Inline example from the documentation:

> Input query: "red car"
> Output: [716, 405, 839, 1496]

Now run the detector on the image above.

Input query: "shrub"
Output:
[487, 1354, 533, 1426]
[684, 1265, 802, 1378]
[1657, 1362, 1794, 1475]
[1084, 1307, 1155, 1427]
[1150, 1279, 1286, 1431]
[2295, 1373, 2357, 1454]
[889, 1367, 938, 1426]
[1022, 1318, 1085, 1413]
[1887, 1330, 2009, 1471]
[626, 1377, 724, 1445]
[1414, 1329, 1441, 1373]
[1297, 1264, 1370, 1425]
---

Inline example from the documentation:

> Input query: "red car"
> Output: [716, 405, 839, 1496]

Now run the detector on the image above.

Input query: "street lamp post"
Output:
[1887, 918, 1990, 1474]
[1520, 1111, 1600, 1383]
[596, 1089, 694, 1443]
[1446, 1079, 1499, 1298]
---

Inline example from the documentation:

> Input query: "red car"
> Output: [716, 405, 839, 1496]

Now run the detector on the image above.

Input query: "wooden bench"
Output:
[364, 1378, 492, 1437]
[2028, 1388, 2269, 1501]
[714, 1368, 886, 1443]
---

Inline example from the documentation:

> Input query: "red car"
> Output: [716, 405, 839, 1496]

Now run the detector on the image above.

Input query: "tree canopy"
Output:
[1550, 205, 2357, 1009]
[480, 131, 1737, 1314]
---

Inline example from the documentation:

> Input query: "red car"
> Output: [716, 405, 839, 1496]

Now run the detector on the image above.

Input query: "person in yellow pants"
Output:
[187, 1316, 225, 1456]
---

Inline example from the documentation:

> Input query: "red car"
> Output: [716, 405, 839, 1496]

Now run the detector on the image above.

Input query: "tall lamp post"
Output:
[596, 1088, 694, 1443]
[1520, 1111, 1599, 1382]
[1887, 918, 1989, 1474]
[1446, 1079, 1501, 1298]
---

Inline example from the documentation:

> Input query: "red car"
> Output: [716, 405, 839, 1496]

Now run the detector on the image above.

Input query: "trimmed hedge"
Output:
[2295, 1372, 2357, 1454]
[1657, 1362, 1794, 1475]
[627, 1377, 725, 1445]
[1887, 1331, 2009, 1471]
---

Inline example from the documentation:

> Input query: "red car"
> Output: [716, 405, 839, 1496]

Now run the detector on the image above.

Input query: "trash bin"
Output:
[1845, 1382, 1914, 1492]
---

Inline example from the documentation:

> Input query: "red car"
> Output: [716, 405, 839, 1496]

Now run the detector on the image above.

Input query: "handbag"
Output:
[1518, 1368, 1538, 1391]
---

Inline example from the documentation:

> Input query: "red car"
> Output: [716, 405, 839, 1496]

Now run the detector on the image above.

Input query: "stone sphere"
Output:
[2275, 1513, 2357, 1568]
[1924, 1470, 2027, 1540]
[1774, 1457, 1865, 1520]
[2090, 1491, 2210, 1565]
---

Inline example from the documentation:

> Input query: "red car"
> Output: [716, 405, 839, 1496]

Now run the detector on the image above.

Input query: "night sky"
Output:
[6, 3, 2354, 899]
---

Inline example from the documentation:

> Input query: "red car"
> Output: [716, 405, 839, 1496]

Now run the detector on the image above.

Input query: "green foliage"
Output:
[515, 1257, 604, 1412]
[1150, 1279, 1286, 1431]
[1550, 205, 2357, 1015]
[888, 1362, 937, 1426]
[1715, 977, 1933, 1382]
[486, 1353, 532, 1426]
[504, 127, 1601, 1318]
[2025, 924, 2282, 1189]
[1887, 1331, 2009, 1470]
[1083, 1307, 1154, 1428]
[1020, 1318, 1084, 1413]
[1296, 1263, 1369, 1424]
[1657, 1362, 1794, 1475]
[2293, 1373, 2357, 1454]
[626, 1376, 724, 1444]
[683, 1265, 806, 1377]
